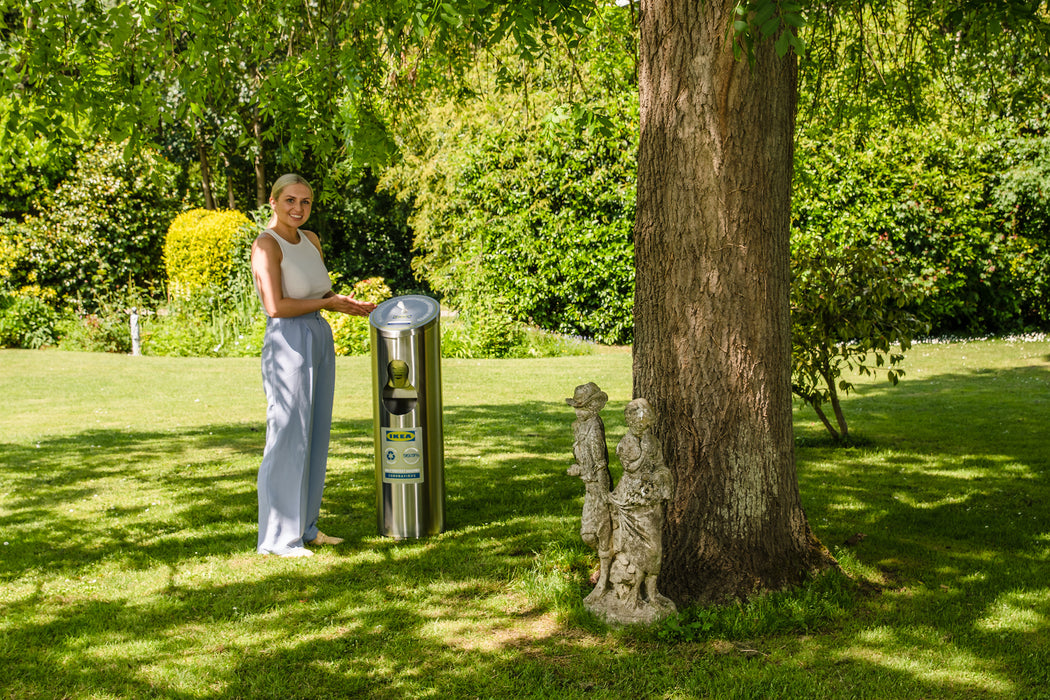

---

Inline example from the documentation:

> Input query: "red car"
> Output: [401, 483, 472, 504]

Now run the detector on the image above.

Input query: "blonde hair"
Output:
[270, 173, 314, 201]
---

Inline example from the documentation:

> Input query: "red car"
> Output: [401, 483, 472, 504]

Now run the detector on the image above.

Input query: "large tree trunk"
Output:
[634, 0, 835, 605]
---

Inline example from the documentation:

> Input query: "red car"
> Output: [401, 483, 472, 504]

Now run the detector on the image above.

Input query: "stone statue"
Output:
[567, 390, 676, 625]
[565, 382, 613, 601]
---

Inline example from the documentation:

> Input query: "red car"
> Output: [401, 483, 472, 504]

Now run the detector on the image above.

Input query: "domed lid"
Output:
[369, 295, 440, 332]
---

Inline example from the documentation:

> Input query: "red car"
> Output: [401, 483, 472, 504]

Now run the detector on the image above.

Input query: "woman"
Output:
[251, 173, 376, 557]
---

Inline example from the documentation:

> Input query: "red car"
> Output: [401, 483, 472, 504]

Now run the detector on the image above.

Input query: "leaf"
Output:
[754, 2, 777, 26]
[760, 17, 780, 39]
[774, 31, 792, 57]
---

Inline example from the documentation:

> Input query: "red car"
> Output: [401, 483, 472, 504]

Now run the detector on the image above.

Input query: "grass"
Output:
[1, 337, 1048, 699]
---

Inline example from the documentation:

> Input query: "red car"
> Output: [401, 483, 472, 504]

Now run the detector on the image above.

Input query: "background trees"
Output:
[2, 2, 1047, 346]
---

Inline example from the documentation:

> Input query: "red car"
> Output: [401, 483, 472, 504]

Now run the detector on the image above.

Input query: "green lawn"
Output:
[1, 338, 1048, 699]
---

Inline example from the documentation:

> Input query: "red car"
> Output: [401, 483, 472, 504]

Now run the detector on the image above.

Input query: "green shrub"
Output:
[0, 289, 60, 349]
[385, 92, 638, 346]
[138, 262, 266, 359]
[1, 142, 185, 309]
[0, 223, 20, 291]
[462, 299, 527, 358]
[141, 292, 266, 358]
[791, 233, 928, 441]
[439, 300, 530, 359]
[793, 120, 1046, 334]
[142, 208, 265, 358]
[310, 171, 420, 295]
[56, 312, 132, 354]
[163, 209, 255, 300]
[987, 131, 1050, 326]
[55, 295, 134, 354]
[462, 123, 637, 345]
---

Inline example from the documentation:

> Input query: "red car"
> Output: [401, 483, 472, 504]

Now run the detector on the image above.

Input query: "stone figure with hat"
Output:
[565, 382, 614, 601]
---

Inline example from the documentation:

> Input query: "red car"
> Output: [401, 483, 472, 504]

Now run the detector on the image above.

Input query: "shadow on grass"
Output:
[0, 424, 265, 574]
[1, 365, 1048, 697]
[0, 398, 593, 573]
[795, 363, 1050, 696]
[1, 399, 612, 697]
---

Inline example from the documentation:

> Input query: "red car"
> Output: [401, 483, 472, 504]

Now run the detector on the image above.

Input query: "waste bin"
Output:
[369, 295, 445, 538]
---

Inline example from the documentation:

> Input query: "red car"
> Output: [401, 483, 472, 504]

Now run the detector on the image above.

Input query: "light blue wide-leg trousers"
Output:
[257, 312, 335, 554]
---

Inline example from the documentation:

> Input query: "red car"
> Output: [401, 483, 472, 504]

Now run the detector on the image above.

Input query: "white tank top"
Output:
[264, 229, 332, 301]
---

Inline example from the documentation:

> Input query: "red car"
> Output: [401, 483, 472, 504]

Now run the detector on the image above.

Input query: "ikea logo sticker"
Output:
[385, 430, 416, 442]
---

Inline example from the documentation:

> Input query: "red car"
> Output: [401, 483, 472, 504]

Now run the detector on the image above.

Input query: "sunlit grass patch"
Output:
[976, 589, 1050, 634]
[840, 625, 1016, 696]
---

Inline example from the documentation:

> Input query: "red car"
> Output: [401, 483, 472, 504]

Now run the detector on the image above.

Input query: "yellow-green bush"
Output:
[0, 225, 19, 285]
[324, 276, 393, 355]
[163, 209, 255, 299]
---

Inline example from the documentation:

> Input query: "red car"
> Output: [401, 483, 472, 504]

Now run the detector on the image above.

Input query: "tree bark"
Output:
[222, 152, 237, 210]
[254, 106, 268, 207]
[227, 172, 237, 210]
[195, 124, 216, 211]
[634, 0, 835, 605]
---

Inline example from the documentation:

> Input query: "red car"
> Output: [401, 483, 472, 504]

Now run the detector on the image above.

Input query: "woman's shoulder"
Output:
[253, 230, 279, 247]
[300, 229, 325, 256]
[252, 230, 281, 257]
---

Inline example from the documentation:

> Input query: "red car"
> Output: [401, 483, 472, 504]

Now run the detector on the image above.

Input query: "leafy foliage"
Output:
[791, 233, 928, 441]
[731, 0, 807, 63]
[439, 298, 528, 359]
[0, 98, 81, 222]
[0, 142, 185, 308]
[55, 299, 134, 354]
[387, 90, 638, 345]
[793, 121, 1049, 335]
[311, 172, 420, 295]
[2, 0, 1048, 368]
[145, 208, 264, 358]
[0, 0, 600, 215]
[138, 207, 263, 358]
[163, 209, 255, 299]
[140, 296, 266, 358]
[987, 125, 1050, 324]
[0, 288, 60, 349]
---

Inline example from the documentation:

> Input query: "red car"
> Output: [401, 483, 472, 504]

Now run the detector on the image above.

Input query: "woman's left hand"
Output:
[325, 293, 377, 317]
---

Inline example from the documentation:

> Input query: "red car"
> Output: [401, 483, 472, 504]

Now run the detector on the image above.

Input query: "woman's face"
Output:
[270, 183, 313, 230]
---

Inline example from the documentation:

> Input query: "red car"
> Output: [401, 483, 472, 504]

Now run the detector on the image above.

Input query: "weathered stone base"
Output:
[584, 589, 676, 626]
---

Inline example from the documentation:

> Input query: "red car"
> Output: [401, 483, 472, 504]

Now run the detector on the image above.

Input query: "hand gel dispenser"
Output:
[369, 295, 444, 538]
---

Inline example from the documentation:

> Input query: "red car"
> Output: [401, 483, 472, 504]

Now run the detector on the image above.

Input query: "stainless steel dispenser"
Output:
[369, 295, 445, 538]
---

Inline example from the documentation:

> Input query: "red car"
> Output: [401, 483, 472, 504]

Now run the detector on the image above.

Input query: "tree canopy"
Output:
[0, 0, 597, 204]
